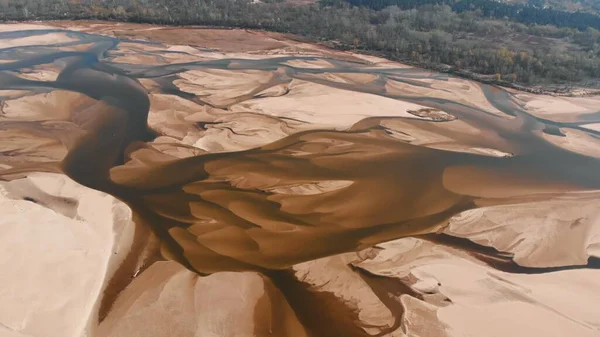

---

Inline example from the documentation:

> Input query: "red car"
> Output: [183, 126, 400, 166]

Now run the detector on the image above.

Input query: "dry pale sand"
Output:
[352, 237, 600, 337]
[0, 32, 76, 49]
[0, 173, 135, 337]
[1, 21, 600, 337]
[538, 128, 600, 158]
[385, 76, 511, 117]
[228, 79, 428, 128]
[97, 261, 308, 337]
[0, 24, 59, 32]
[511, 91, 600, 123]
[293, 253, 399, 336]
[446, 192, 600, 267]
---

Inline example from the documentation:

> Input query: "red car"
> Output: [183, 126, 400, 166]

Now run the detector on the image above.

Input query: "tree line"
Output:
[1, 0, 599, 88]
[332, 0, 600, 31]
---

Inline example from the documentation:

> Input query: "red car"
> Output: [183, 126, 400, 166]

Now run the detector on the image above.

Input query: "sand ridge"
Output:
[0, 173, 135, 337]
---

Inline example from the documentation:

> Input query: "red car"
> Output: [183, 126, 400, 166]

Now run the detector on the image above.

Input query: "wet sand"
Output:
[1, 22, 599, 337]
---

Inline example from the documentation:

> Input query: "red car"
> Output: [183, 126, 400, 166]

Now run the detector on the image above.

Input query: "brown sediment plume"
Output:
[2, 22, 600, 337]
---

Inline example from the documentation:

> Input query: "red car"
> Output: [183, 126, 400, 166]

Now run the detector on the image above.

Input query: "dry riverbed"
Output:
[1, 21, 599, 337]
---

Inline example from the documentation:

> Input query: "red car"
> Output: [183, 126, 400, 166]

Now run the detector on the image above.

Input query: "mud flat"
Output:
[1, 21, 599, 337]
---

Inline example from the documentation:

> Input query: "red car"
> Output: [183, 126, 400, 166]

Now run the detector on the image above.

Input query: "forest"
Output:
[1, 0, 599, 89]
[334, 0, 600, 31]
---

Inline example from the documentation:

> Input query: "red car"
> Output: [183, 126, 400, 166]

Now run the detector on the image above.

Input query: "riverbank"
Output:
[2, 8, 599, 97]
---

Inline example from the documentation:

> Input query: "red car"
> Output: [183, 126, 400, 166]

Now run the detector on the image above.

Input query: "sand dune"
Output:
[293, 253, 399, 336]
[0, 173, 135, 337]
[354, 237, 600, 337]
[230, 79, 430, 129]
[512, 91, 600, 123]
[0, 32, 76, 49]
[539, 128, 600, 158]
[445, 192, 600, 267]
[97, 261, 308, 337]
[385, 76, 511, 117]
